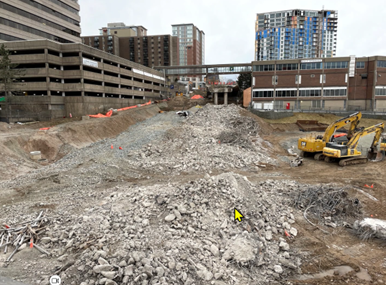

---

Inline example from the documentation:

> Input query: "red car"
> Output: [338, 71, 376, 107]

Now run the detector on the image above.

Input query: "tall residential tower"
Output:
[172, 23, 205, 66]
[255, 9, 338, 61]
[0, 0, 81, 43]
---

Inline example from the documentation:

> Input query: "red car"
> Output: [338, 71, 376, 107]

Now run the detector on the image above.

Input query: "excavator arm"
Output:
[322, 111, 362, 142]
[345, 123, 384, 151]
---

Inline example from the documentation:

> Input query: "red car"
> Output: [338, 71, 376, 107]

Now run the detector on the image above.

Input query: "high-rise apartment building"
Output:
[255, 9, 338, 61]
[172, 23, 205, 66]
[82, 34, 178, 68]
[0, 0, 81, 43]
[99, 23, 147, 38]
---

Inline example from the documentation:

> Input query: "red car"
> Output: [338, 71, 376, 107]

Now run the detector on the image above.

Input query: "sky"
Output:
[79, 0, 386, 67]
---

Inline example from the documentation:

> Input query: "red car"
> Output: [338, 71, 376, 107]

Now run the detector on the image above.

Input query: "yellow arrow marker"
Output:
[234, 208, 244, 222]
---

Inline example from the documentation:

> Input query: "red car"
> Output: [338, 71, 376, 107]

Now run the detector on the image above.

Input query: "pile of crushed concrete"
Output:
[127, 105, 276, 174]
[0, 173, 304, 285]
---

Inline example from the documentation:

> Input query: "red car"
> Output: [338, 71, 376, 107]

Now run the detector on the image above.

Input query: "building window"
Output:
[324, 61, 348, 69]
[299, 89, 321, 96]
[356, 62, 365, 69]
[312, 100, 321, 108]
[300, 62, 322, 70]
[276, 90, 297, 97]
[253, 64, 274, 72]
[323, 88, 347, 96]
[377, 61, 386, 68]
[295, 75, 302, 84]
[276, 63, 298, 71]
[272, 75, 278, 85]
[375, 87, 386, 95]
[320, 74, 326, 84]
[253, 90, 274, 97]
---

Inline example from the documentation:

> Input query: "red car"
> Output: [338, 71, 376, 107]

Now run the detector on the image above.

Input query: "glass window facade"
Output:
[276, 90, 297, 97]
[324, 61, 348, 69]
[300, 62, 322, 70]
[377, 61, 386, 68]
[253, 64, 274, 72]
[0, 33, 23, 41]
[18, 0, 80, 26]
[375, 88, 386, 95]
[276, 63, 298, 71]
[0, 2, 80, 37]
[356, 62, 365, 69]
[253, 90, 274, 97]
[0, 18, 72, 43]
[299, 89, 321, 96]
[323, 89, 347, 96]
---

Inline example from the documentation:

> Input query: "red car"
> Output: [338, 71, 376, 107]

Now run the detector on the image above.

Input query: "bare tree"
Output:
[0, 44, 24, 122]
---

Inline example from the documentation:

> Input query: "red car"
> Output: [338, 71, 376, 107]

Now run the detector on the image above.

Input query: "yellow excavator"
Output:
[298, 112, 362, 160]
[381, 133, 386, 152]
[323, 122, 385, 166]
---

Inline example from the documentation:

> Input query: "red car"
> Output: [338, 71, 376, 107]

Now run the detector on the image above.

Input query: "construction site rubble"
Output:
[128, 105, 276, 174]
[0, 211, 49, 262]
[354, 218, 386, 240]
[294, 185, 362, 232]
[1, 173, 306, 285]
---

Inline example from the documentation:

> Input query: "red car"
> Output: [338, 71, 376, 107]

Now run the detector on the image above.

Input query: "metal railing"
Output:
[252, 106, 386, 115]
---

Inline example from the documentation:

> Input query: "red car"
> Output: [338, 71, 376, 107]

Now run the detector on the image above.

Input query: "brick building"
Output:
[251, 56, 386, 111]
[82, 34, 178, 68]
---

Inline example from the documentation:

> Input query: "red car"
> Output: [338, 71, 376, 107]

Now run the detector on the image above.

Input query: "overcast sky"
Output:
[80, 0, 386, 66]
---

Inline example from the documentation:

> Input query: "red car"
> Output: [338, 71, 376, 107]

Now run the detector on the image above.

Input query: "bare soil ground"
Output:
[0, 104, 385, 284]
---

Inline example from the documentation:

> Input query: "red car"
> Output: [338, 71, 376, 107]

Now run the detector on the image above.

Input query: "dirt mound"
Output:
[0, 104, 165, 181]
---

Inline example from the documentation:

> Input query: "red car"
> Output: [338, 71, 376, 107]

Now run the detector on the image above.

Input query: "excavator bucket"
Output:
[367, 149, 385, 162]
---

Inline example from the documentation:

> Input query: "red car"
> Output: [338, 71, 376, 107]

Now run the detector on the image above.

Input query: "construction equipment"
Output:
[381, 133, 386, 152]
[298, 112, 362, 160]
[323, 122, 385, 166]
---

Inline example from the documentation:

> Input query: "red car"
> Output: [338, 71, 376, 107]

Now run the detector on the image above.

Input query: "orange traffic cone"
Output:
[371, 184, 374, 188]
[119, 147, 123, 150]
[111, 145, 114, 149]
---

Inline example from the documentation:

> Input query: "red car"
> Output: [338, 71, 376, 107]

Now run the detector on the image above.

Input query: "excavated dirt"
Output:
[0, 103, 385, 285]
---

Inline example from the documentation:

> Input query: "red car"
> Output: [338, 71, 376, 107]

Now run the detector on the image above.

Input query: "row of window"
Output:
[253, 89, 347, 98]
[254, 61, 365, 71]
[0, 2, 80, 37]
[0, 33, 22, 41]
[375, 88, 386, 96]
[19, 0, 80, 27]
[46, 0, 79, 15]
[378, 61, 386, 68]
[0, 18, 72, 43]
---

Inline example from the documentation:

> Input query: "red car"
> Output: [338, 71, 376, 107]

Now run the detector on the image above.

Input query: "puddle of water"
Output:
[296, 265, 371, 281]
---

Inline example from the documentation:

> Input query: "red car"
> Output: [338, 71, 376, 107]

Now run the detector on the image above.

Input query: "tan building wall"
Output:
[243, 87, 251, 107]
[0, 0, 81, 43]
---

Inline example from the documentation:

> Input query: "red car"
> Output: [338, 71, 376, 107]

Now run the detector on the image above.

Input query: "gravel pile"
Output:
[127, 104, 276, 174]
[1, 173, 303, 285]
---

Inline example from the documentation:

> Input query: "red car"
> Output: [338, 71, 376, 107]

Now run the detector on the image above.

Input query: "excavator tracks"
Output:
[314, 153, 325, 161]
[338, 157, 368, 167]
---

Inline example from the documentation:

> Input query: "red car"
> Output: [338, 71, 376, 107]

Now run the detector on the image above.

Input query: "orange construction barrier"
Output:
[89, 101, 152, 118]
[191, 95, 204, 100]
[39, 127, 51, 131]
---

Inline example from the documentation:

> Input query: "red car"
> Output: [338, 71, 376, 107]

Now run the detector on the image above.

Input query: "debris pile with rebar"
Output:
[0, 211, 50, 263]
